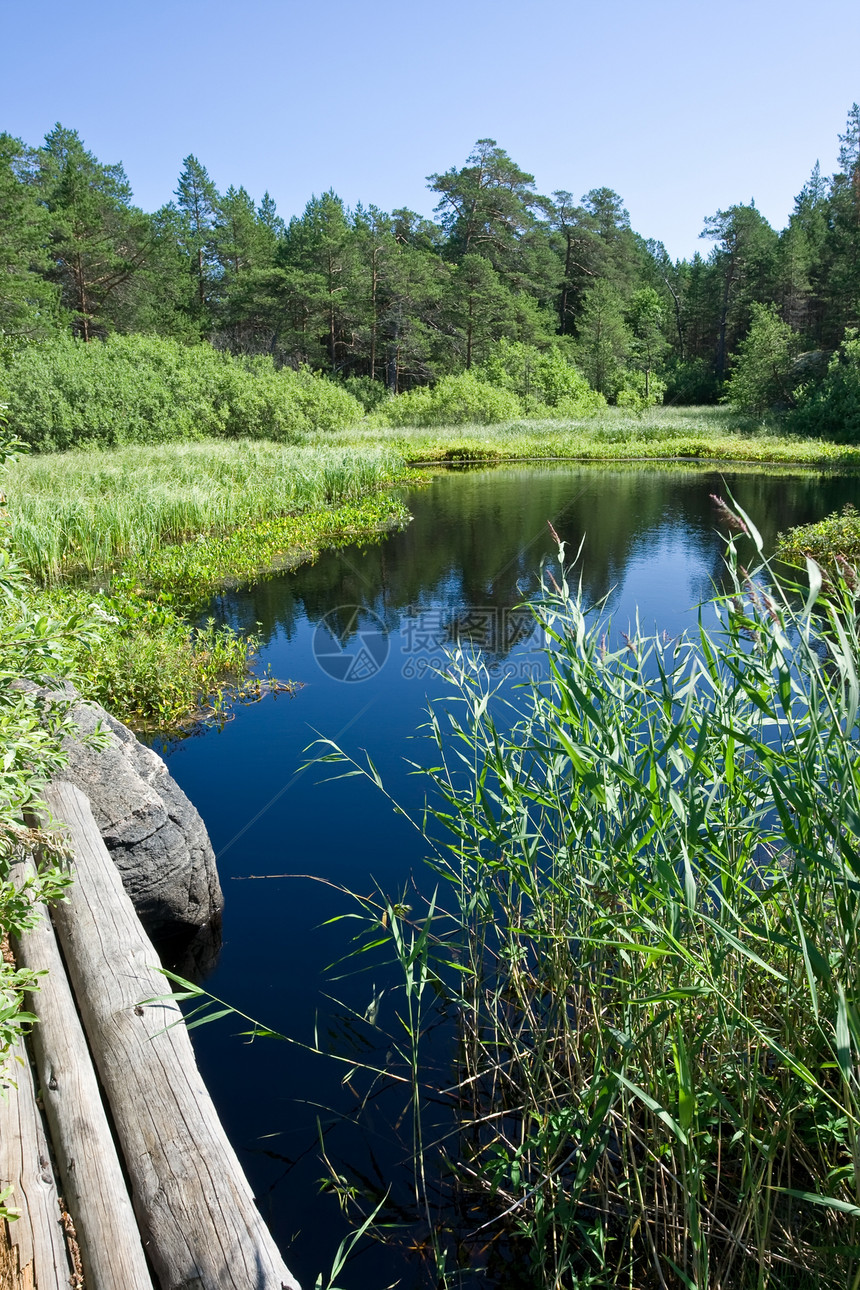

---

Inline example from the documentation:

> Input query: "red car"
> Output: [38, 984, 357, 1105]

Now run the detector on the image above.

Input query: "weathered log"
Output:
[44, 781, 300, 1290]
[0, 1037, 71, 1290]
[11, 855, 154, 1290]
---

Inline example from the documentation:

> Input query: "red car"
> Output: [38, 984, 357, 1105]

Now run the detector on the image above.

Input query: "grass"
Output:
[319, 404, 860, 466]
[6, 440, 415, 727]
[6, 439, 409, 584]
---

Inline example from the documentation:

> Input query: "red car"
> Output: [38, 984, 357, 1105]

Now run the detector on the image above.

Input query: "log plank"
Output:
[0, 1037, 71, 1290]
[11, 855, 154, 1290]
[44, 781, 300, 1290]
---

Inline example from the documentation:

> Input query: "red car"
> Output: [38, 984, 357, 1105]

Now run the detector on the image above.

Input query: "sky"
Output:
[2, 0, 859, 261]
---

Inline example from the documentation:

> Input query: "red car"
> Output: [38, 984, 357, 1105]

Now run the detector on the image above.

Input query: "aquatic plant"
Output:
[5, 438, 413, 726]
[777, 502, 860, 568]
[6, 440, 409, 584]
[313, 504, 860, 1288]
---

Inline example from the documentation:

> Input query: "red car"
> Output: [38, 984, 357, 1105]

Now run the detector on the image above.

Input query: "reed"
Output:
[316, 506, 860, 1288]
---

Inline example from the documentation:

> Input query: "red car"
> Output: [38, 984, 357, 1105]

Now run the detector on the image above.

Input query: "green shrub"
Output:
[792, 329, 860, 442]
[476, 338, 606, 415]
[339, 375, 391, 413]
[776, 501, 860, 565]
[663, 356, 720, 404]
[615, 366, 667, 411]
[376, 371, 523, 427]
[2, 334, 363, 450]
[724, 302, 800, 413]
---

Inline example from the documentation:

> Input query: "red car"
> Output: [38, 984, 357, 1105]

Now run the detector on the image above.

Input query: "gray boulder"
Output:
[55, 694, 223, 941]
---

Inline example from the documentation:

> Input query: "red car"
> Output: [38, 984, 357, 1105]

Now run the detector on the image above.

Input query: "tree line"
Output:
[1, 108, 859, 405]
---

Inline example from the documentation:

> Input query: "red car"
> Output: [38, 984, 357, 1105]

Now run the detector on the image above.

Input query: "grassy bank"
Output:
[6, 440, 408, 583]
[320, 405, 860, 465]
[7, 440, 414, 726]
[12, 406, 859, 728]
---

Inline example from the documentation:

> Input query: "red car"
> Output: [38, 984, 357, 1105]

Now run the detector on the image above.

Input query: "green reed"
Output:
[316, 506, 860, 1288]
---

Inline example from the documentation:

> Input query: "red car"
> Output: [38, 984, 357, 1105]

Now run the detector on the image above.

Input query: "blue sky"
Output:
[3, 0, 859, 260]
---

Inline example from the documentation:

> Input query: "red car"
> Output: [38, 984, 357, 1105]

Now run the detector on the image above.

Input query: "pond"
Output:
[155, 461, 858, 1289]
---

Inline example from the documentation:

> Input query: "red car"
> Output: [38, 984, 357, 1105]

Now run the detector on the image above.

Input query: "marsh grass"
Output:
[6, 440, 410, 584]
[310, 508, 860, 1288]
[4, 439, 414, 725]
[319, 405, 860, 467]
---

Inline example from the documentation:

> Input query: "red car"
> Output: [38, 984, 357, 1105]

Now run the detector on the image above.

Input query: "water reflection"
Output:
[211, 463, 854, 658]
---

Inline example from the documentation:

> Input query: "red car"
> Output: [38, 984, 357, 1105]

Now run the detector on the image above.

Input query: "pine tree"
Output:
[0, 134, 60, 341]
[37, 125, 156, 339]
[174, 155, 219, 328]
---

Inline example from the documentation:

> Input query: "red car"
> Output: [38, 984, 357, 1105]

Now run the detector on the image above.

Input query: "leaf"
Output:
[616, 1073, 688, 1146]
[804, 556, 823, 617]
[778, 1188, 860, 1219]
[837, 985, 853, 1085]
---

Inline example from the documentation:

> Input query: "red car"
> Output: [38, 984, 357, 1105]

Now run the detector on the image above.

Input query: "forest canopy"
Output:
[1, 108, 859, 418]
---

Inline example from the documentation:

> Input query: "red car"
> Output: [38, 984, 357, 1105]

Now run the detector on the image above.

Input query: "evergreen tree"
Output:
[701, 203, 779, 381]
[820, 105, 860, 343]
[282, 191, 361, 371]
[0, 134, 60, 341]
[174, 154, 219, 328]
[212, 185, 281, 349]
[628, 287, 668, 399]
[428, 139, 551, 297]
[573, 280, 631, 397]
[724, 302, 800, 412]
[37, 124, 156, 339]
[548, 190, 598, 334]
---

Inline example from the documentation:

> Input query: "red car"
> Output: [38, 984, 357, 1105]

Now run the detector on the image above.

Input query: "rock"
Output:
[29, 685, 224, 944]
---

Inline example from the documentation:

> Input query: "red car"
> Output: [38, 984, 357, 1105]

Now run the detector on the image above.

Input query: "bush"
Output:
[339, 375, 391, 413]
[615, 367, 667, 411]
[724, 302, 800, 413]
[663, 356, 720, 404]
[375, 371, 523, 427]
[2, 334, 363, 450]
[476, 338, 605, 415]
[792, 329, 860, 442]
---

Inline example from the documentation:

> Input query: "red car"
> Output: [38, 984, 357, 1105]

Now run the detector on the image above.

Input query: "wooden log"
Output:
[11, 855, 154, 1290]
[44, 781, 300, 1290]
[0, 1036, 71, 1290]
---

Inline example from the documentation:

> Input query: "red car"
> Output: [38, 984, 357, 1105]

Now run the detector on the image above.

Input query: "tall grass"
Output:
[317, 507, 860, 1288]
[314, 405, 860, 466]
[6, 440, 408, 583]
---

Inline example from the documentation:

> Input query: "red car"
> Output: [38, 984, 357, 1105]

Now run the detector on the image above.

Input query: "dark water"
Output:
[156, 462, 858, 1288]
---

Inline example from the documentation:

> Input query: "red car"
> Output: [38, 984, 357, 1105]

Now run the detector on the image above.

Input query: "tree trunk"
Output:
[370, 247, 379, 381]
[466, 295, 474, 369]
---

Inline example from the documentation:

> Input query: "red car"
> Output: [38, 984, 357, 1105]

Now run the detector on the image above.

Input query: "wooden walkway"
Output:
[1, 781, 300, 1290]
